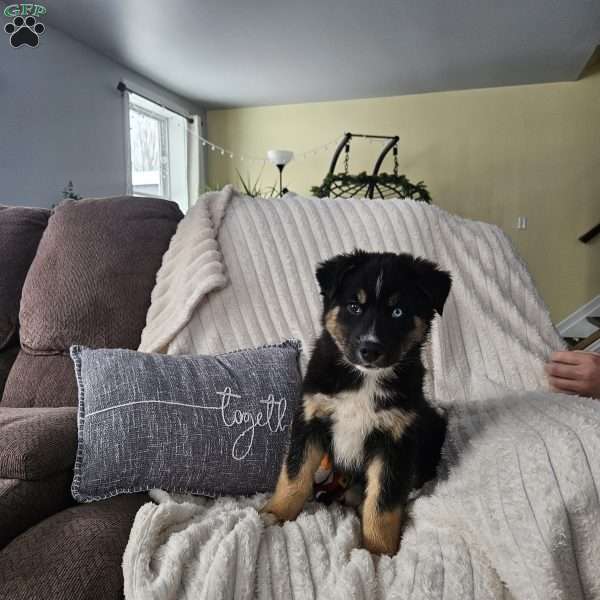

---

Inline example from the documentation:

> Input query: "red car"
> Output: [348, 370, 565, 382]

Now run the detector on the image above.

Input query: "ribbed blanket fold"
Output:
[127, 188, 600, 600]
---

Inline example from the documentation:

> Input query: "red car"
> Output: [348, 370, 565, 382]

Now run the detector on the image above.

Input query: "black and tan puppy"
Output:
[261, 250, 451, 555]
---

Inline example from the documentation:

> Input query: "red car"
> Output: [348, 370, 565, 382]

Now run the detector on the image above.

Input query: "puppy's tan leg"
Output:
[261, 443, 324, 523]
[362, 457, 403, 555]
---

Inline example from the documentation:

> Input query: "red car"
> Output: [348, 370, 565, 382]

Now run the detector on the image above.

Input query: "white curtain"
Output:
[186, 114, 207, 208]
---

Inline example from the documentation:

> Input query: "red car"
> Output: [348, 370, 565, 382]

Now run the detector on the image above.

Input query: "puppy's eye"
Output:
[391, 307, 403, 318]
[347, 303, 363, 315]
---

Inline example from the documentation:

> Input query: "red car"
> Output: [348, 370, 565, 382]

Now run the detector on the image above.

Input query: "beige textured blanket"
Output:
[127, 187, 600, 600]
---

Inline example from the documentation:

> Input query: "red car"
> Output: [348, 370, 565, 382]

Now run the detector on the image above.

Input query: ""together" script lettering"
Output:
[216, 387, 288, 460]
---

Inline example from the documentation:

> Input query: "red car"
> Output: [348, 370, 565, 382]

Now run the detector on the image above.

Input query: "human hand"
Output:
[545, 351, 600, 399]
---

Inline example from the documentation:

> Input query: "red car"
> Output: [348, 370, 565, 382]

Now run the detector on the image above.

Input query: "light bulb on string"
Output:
[188, 133, 348, 164]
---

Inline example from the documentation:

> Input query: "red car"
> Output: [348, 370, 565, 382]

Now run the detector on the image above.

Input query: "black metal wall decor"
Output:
[310, 132, 431, 202]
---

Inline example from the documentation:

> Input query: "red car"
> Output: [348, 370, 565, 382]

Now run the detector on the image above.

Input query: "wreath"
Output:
[310, 133, 432, 202]
[311, 171, 431, 202]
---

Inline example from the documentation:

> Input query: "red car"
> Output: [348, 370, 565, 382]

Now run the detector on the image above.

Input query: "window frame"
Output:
[123, 88, 190, 212]
[128, 102, 171, 200]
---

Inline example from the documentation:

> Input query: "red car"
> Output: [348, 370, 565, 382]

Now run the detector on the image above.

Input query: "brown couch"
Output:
[0, 198, 182, 598]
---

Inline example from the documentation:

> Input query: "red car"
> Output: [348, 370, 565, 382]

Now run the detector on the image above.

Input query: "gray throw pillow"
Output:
[70, 342, 302, 502]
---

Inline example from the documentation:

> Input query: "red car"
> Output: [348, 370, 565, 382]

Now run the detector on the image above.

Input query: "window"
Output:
[127, 92, 188, 211]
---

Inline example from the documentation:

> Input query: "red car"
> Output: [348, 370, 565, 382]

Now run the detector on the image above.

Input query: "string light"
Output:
[180, 120, 345, 164]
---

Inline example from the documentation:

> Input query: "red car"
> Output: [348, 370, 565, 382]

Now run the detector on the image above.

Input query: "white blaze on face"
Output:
[375, 269, 384, 299]
[360, 329, 380, 346]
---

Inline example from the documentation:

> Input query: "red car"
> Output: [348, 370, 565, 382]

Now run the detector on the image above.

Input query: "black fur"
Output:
[288, 250, 450, 518]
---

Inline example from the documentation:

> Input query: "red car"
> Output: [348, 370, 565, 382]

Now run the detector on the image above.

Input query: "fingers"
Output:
[548, 376, 586, 395]
[544, 362, 580, 380]
[547, 351, 600, 399]
[549, 351, 583, 365]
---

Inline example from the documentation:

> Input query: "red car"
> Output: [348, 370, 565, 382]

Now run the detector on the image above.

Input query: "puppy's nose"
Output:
[359, 341, 383, 364]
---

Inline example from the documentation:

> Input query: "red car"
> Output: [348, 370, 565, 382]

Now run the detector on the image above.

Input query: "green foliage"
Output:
[62, 180, 82, 200]
[310, 172, 431, 202]
[236, 168, 278, 199]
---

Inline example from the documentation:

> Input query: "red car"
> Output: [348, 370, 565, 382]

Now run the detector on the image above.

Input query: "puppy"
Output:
[261, 250, 451, 555]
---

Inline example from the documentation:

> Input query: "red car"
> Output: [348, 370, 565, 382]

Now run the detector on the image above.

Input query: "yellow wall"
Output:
[207, 70, 600, 322]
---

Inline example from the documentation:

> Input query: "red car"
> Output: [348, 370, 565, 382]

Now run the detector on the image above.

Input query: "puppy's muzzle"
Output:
[358, 341, 384, 366]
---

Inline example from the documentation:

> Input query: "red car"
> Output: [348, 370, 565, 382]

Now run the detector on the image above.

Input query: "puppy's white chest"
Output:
[331, 391, 378, 470]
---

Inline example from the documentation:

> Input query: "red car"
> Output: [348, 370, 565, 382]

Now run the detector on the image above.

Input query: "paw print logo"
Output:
[4, 15, 45, 48]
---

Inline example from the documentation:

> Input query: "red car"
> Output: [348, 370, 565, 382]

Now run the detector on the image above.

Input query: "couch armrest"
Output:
[0, 473, 74, 550]
[0, 407, 77, 549]
[0, 407, 77, 480]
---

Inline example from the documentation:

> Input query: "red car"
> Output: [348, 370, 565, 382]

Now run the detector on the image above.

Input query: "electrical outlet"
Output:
[516, 216, 528, 230]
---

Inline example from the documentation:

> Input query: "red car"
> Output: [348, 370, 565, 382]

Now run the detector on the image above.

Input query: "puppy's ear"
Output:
[316, 251, 366, 300]
[413, 258, 452, 315]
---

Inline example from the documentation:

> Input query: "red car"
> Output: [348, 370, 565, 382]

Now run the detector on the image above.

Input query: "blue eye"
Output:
[392, 307, 403, 318]
[347, 303, 363, 315]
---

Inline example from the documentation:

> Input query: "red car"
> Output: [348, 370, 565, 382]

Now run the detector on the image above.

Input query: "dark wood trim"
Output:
[573, 329, 600, 350]
[579, 223, 600, 244]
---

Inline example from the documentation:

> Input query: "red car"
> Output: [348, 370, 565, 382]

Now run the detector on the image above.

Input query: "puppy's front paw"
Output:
[258, 499, 284, 525]
[259, 496, 302, 524]
[259, 510, 281, 527]
[363, 536, 399, 556]
[362, 512, 402, 556]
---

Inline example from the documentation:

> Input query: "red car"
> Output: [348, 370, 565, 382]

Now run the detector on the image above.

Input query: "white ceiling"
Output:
[43, 0, 600, 108]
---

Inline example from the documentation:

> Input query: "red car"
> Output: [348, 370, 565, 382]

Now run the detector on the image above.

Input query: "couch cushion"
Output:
[0, 407, 77, 479]
[0, 206, 50, 350]
[0, 472, 73, 550]
[2, 352, 78, 408]
[2, 196, 182, 408]
[19, 196, 183, 354]
[0, 494, 146, 600]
